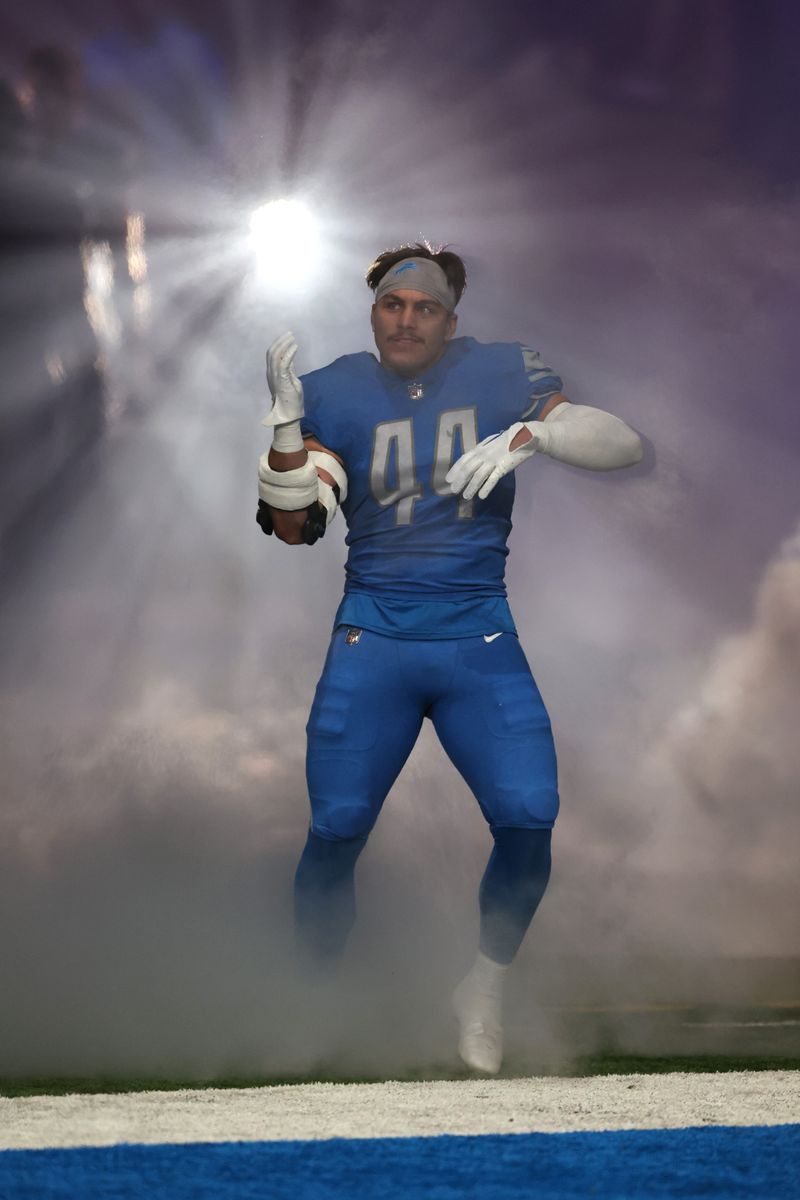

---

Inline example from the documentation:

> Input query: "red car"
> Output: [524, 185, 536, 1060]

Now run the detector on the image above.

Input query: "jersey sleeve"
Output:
[299, 371, 325, 443]
[519, 346, 564, 421]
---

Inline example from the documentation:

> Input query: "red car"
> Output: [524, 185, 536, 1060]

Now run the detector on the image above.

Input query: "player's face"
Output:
[371, 289, 457, 377]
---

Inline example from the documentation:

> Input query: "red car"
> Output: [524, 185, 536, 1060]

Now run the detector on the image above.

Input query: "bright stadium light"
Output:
[249, 198, 321, 290]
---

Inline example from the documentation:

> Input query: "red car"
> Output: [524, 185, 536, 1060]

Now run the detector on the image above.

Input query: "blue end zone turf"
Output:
[1, 1124, 798, 1199]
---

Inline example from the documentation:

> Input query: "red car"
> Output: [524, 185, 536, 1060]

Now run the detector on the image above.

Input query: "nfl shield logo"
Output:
[345, 627, 362, 645]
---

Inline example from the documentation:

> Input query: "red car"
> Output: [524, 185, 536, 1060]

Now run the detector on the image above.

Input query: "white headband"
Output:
[373, 257, 457, 312]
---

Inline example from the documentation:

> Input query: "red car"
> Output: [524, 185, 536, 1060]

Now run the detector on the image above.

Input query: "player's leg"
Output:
[431, 632, 558, 957]
[430, 632, 558, 1070]
[448, 826, 552, 1069]
[294, 828, 368, 967]
[296, 626, 425, 965]
[478, 826, 552, 964]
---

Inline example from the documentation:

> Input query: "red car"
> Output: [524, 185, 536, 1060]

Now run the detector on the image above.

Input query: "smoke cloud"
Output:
[635, 525, 800, 959]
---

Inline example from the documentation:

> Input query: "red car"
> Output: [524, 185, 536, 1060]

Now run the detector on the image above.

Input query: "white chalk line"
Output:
[1, 1071, 798, 1151]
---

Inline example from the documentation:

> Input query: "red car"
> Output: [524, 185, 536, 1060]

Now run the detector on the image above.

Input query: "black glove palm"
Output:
[256, 499, 327, 545]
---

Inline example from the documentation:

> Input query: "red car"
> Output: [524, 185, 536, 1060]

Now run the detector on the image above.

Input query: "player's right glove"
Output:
[256, 497, 328, 545]
[258, 331, 319, 516]
[256, 498, 274, 536]
[262, 331, 304, 432]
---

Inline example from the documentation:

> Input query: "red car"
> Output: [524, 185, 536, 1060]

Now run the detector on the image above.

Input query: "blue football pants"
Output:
[295, 627, 558, 965]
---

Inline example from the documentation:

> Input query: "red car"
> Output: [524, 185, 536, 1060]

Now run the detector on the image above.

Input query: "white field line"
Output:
[1, 1072, 798, 1150]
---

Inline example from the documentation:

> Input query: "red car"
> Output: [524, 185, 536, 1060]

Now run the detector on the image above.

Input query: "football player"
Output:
[257, 244, 642, 1073]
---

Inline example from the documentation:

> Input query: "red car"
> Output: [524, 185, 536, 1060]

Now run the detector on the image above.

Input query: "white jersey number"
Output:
[370, 408, 478, 526]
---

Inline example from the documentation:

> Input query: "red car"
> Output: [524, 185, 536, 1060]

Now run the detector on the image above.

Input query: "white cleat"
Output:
[452, 976, 504, 1075]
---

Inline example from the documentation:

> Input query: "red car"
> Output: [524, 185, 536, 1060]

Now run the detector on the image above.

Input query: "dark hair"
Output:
[366, 241, 467, 305]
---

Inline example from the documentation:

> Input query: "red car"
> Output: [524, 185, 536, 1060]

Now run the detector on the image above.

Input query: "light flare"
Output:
[249, 198, 321, 291]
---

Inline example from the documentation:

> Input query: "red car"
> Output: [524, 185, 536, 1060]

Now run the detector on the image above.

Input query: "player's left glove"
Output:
[446, 422, 539, 501]
[447, 404, 644, 500]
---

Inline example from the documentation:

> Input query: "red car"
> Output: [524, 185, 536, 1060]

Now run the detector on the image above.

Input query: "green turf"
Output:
[576, 1053, 800, 1076]
[1, 1055, 798, 1098]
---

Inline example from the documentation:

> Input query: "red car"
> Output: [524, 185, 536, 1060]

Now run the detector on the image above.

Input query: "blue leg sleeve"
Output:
[294, 829, 367, 964]
[479, 827, 552, 965]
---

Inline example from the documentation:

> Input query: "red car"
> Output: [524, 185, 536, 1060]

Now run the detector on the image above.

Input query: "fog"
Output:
[1, 3, 798, 1077]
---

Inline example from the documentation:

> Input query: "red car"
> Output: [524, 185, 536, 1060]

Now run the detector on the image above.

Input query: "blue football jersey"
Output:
[300, 337, 562, 637]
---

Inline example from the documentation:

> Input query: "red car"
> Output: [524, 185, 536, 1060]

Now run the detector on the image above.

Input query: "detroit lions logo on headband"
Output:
[374, 257, 457, 311]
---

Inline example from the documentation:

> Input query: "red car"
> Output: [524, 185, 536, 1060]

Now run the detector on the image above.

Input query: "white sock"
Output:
[453, 952, 509, 1074]
[466, 950, 507, 992]
[455, 952, 508, 1025]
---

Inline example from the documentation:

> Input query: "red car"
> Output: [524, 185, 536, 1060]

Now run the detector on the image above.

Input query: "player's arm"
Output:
[262, 441, 310, 545]
[266, 437, 346, 545]
[256, 333, 347, 546]
[447, 389, 642, 501]
[508, 390, 568, 449]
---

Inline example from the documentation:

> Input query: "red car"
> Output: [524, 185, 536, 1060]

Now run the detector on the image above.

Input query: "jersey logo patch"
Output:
[345, 627, 363, 645]
[483, 632, 503, 643]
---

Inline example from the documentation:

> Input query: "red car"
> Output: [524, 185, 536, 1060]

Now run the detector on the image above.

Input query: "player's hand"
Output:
[262, 331, 304, 426]
[446, 422, 540, 501]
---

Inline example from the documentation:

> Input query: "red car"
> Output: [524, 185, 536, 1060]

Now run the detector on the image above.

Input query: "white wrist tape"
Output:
[270, 419, 304, 454]
[531, 403, 642, 471]
[257, 452, 319, 510]
[308, 450, 348, 526]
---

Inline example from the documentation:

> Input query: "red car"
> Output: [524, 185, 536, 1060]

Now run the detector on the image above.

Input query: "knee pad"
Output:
[310, 804, 376, 842]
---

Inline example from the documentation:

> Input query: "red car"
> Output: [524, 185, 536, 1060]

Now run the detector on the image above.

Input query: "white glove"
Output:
[262, 331, 304, 427]
[447, 404, 643, 500]
[446, 422, 538, 501]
